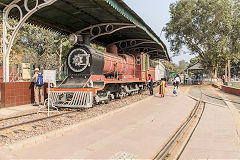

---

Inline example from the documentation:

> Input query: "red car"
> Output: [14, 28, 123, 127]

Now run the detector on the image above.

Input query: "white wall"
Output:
[155, 60, 165, 81]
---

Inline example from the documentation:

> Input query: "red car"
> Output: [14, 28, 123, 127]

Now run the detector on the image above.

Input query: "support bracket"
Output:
[76, 23, 136, 41]
[110, 39, 156, 53]
[126, 47, 163, 54]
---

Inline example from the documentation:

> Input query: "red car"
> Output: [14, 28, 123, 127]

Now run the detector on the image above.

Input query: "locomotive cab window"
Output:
[136, 56, 141, 65]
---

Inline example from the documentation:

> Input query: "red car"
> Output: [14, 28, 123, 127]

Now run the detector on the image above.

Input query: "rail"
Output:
[153, 88, 205, 160]
[0, 111, 77, 132]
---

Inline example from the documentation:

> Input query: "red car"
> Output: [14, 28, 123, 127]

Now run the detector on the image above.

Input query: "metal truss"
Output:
[76, 23, 136, 41]
[150, 53, 167, 60]
[126, 47, 163, 54]
[110, 39, 156, 53]
[128, 47, 166, 59]
[148, 51, 167, 60]
[2, 0, 57, 82]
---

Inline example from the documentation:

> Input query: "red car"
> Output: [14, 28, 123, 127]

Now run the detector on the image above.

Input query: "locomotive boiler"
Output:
[50, 35, 165, 107]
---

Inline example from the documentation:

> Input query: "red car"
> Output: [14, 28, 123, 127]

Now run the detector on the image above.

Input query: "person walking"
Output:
[159, 78, 166, 97]
[32, 68, 44, 106]
[222, 75, 225, 84]
[175, 75, 180, 89]
[148, 74, 153, 95]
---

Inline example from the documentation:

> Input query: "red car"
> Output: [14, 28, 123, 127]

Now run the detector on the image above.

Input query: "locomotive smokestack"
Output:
[82, 33, 90, 46]
[106, 44, 118, 55]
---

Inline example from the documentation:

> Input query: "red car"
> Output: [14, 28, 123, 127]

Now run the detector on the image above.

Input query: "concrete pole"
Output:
[145, 54, 148, 81]
[58, 40, 62, 80]
[225, 61, 228, 82]
[228, 59, 231, 81]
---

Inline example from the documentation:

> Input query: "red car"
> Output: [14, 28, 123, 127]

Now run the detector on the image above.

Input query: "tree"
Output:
[54, 36, 72, 80]
[188, 57, 200, 67]
[162, 61, 179, 73]
[178, 60, 188, 73]
[164, 0, 240, 78]
[0, 14, 72, 76]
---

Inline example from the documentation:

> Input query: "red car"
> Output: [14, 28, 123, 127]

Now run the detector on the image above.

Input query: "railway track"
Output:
[0, 110, 78, 132]
[0, 87, 155, 133]
[153, 88, 205, 160]
[0, 112, 37, 122]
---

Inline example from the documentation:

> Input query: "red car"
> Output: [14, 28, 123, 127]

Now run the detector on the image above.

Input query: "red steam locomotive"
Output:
[50, 36, 165, 107]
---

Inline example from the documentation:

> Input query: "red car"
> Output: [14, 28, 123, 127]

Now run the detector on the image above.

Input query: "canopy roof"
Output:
[187, 63, 204, 71]
[0, 0, 169, 60]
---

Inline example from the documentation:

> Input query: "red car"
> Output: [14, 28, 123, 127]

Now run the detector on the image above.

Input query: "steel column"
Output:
[2, 11, 7, 82]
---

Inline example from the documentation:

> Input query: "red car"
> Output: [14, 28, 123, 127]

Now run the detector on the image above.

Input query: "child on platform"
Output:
[173, 80, 177, 96]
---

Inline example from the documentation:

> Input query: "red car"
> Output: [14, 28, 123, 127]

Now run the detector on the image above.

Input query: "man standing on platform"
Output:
[32, 68, 44, 106]
[175, 74, 181, 89]
[148, 74, 153, 95]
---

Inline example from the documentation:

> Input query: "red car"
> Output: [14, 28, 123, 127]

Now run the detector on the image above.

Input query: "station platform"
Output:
[1, 86, 239, 159]
[180, 102, 240, 159]
[6, 86, 196, 159]
[0, 104, 38, 119]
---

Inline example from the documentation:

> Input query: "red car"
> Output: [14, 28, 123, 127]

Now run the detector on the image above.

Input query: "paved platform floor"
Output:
[0, 104, 38, 119]
[2, 86, 240, 159]
[181, 86, 240, 159]
[10, 87, 196, 159]
[217, 89, 240, 110]
[180, 102, 240, 159]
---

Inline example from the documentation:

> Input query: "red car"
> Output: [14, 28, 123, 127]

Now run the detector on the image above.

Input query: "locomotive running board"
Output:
[48, 91, 93, 108]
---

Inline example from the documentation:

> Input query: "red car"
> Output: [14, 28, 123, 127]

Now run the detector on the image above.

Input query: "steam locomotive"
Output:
[50, 35, 166, 107]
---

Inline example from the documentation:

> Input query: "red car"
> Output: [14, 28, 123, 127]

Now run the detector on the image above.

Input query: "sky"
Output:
[122, 0, 196, 65]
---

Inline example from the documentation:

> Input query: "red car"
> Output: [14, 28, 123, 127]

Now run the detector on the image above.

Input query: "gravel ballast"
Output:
[0, 87, 159, 145]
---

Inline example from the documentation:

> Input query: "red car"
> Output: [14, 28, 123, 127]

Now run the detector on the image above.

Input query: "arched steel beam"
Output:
[110, 39, 156, 53]
[2, 0, 57, 82]
[75, 23, 136, 41]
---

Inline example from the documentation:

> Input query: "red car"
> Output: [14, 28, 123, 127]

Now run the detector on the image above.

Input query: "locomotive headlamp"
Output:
[69, 34, 84, 45]
[68, 33, 78, 45]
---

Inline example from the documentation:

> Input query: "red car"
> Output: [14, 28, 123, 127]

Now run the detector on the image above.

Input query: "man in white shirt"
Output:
[175, 75, 180, 89]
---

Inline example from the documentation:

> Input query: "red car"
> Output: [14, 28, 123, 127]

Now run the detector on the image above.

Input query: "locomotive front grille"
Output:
[49, 91, 93, 108]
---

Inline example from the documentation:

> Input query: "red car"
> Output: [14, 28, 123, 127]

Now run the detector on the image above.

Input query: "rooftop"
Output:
[0, 0, 169, 60]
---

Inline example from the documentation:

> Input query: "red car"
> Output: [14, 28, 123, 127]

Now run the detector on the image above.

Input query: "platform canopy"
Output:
[0, 0, 169, 60]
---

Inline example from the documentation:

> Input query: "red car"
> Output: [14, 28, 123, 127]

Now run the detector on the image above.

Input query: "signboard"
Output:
[22, 63, 31, 80]
[43, 70, 56, 87]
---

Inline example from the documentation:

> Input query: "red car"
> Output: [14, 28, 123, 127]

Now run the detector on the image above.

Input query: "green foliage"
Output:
[54, 36, 72, 62]
[178, 60, 189, 73]
[91, 43, 106, 51]
[164, 0, 240, 72]
[0, 15, 72, 70]
[189, 57, 200, 67]
[162, 61, 180, 73]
